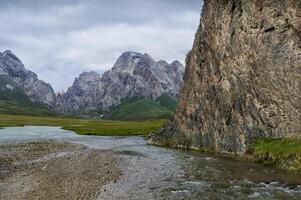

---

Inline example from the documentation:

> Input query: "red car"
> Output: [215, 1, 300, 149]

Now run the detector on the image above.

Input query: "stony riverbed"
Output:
[1, 126, 301, 200]
[0, 141, 120, 200]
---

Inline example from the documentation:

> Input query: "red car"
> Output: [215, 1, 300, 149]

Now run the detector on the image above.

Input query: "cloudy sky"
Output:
[0, 0, 203, 91]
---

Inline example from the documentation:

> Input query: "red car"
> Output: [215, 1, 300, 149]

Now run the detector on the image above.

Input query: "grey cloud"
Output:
[0, 0, 203, 91]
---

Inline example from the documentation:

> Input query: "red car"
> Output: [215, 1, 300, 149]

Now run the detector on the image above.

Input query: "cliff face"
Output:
[57, 52, 184, 115]
[55, 71, 101, 114]
[151, 0, 301, 153]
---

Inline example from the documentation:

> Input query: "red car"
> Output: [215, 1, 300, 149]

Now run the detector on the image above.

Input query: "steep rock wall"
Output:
[151, 0, 301, 153]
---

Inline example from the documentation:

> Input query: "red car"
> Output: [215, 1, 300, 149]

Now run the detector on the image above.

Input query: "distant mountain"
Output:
[0, 50, 184, 119]
[0, 50, 55, 106]
[56, 51, 185, 117]
[0, 75, 57, 116]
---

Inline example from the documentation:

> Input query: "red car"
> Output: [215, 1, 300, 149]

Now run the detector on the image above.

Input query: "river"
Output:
[0, 126, 300, 200]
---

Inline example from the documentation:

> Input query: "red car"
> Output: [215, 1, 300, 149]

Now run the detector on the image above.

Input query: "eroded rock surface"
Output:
[57, 52, 184, 115]
[152, 0, 301, 153]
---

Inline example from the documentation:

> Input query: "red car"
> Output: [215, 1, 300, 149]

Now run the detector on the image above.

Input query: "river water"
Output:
[0, 126, 301, 200]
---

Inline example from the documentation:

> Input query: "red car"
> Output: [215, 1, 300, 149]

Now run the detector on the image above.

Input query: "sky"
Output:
[0, 0, 203, 92]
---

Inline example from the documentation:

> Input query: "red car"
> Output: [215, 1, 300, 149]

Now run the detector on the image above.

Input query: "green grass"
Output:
[249, 138, 301, 174]
[0, 114, 166, 136]
[109, 97, 173, 120]
[0, 76, 168, 136]
[0, 75, 58, 116]
[156, 94, 178, 111]
[251, 138, 301, 157]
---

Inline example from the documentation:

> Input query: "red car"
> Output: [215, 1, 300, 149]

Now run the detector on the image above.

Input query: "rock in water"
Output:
[151, 0, 301, 153]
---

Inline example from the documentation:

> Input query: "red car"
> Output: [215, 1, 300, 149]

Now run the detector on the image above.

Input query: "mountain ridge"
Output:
[56, 51, 184, 116]
[0, 50, 184, 118]
[0, 50, 56, 106]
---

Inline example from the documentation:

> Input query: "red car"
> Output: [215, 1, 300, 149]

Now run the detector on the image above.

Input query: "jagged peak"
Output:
[3, 49, 13, 54]
[2, 50, 15, 57]
[79, 71, 100, 79]
[73, 71, 101, 86]
[171, 60, 185, 71]
[1, 49, 22, 63]
[116, 51, 154, 63]
[171, 60, 183, 66]
[120, 51, 144, 58]
[157, 60, 169, 65]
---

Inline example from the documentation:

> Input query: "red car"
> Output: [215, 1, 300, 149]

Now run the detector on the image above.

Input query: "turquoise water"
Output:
[0, 126, 79, 143]
[0, 126, 301, 200]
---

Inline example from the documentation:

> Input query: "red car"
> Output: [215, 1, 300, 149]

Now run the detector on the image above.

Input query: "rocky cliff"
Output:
[57, 52, 184, 115]
[0, 50, 55, 106]
[55, 71, 101, 114]
[151, 0, 301, 153]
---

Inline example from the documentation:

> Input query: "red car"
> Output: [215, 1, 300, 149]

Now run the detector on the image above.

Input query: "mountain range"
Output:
[0, 50, 184, 119]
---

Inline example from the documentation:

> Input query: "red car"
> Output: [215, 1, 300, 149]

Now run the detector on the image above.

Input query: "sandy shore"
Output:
[0, 141, 121, 200]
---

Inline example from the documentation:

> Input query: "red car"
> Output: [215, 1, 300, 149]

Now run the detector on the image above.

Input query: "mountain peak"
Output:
[79, 71, 100, 79]
[112, 51, 155, 73]
[171, 60, 185, 72]
[73, 71, 101, 87]
[120, 51, 143, 58]
[171, 60, 182, 66]
[2, 50, 15, 57]
[1, 50, 22, 63]
[59, 51, 184, 114]
[3, 49, 13, 54]
[0, 50, 55, 105]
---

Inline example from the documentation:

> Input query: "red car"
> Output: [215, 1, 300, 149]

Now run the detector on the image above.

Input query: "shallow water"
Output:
[0, 126, 79, 143]
[0, 126, 301, 200]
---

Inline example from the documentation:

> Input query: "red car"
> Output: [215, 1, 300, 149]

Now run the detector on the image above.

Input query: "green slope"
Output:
[109, 97, 173, 120]
[0, 75, 58, 116]
[156, 94, 178, 111]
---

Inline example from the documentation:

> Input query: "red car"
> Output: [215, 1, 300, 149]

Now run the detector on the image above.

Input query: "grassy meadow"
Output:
[249, 138, 301, 174]
[0, 114, 166, 136]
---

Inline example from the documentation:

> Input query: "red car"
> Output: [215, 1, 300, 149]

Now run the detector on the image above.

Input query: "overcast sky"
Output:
[0, 0, 203, 92]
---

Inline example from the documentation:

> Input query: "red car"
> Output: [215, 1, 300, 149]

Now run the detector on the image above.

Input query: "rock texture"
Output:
[57, 52, 184, 115]
[151, 0, 301, 153]
[0, 50, 55, 106]
[55, 71, 101, 114]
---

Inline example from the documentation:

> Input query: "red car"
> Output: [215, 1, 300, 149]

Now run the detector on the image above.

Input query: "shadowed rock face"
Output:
[0, 50, 55, 106]
[57, 52, 185, 115]
[151, 0, 301, 153]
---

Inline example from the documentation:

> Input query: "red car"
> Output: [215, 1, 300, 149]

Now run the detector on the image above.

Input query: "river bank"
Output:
[0, 141, 121, 200]
[1, 126, 301, 199]
[149, 135, 301, 175]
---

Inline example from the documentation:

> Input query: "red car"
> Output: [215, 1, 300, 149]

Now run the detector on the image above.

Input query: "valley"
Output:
[0, 0, 300, 199]
[0, 114, 166, 136]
